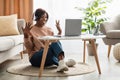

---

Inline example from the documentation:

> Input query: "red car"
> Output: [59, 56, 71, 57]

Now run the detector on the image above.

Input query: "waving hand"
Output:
[22, 22, 32, 38]
[55, 20, 62, 35]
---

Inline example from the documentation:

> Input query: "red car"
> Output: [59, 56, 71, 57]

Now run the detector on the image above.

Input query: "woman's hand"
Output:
[55, 20, 62, 35]
[22, 22, 32, 38]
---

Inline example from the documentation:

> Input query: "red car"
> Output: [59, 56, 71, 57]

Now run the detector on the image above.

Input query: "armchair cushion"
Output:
[100, 22, 119, 34]
[0, 14, 20, 36]
[106, 30, 120, 38]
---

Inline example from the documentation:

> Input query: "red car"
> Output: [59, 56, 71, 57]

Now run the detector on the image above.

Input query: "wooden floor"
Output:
[0, 39, 120, 80]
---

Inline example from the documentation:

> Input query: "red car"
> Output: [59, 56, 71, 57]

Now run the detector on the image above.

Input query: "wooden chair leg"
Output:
[108, 45, 112, 58]
[20, 49, 28, 59]
[20, 51, 23, 59]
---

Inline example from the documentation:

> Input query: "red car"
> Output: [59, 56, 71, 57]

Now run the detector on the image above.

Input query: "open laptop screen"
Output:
[65, 19, 82, 36]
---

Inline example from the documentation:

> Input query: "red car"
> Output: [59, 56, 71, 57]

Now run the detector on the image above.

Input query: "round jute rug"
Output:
[7, 62, 95, 77]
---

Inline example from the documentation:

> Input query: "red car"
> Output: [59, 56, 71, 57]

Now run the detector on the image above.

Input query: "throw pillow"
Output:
[0, 14, 20, 36]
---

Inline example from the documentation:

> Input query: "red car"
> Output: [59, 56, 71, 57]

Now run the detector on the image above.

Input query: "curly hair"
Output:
[34, 8, 49, 21]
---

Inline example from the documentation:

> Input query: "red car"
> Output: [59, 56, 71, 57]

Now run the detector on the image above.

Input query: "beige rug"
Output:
[7, 62, 95, 77]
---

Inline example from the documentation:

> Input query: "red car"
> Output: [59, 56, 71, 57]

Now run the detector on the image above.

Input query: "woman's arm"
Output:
[24, 36, 34, 53]
[22, 22, 34, 53]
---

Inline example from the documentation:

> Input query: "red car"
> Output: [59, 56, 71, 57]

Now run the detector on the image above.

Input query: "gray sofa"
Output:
[0, 19, 25, 63]
[100, 15, 120, 58]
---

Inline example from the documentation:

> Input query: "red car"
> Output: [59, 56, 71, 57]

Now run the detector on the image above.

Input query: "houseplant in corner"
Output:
[76, 0, 112, 55]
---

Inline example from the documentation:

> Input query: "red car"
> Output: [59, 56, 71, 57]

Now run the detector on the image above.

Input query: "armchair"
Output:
[100, 16, 120, 58]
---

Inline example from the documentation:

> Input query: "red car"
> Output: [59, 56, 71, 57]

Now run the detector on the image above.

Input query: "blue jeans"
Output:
[30, 41, 64, 67]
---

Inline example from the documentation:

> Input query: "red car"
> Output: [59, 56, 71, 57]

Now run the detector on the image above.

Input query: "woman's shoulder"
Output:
[45, 26, 54, 35]
[44, 25, 52, 29]
[43, 26, 53, 32]
[46, 25, 53, 30]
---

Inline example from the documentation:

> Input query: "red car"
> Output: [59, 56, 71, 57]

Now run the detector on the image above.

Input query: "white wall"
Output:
[106, 0, 120, 21]
[33, 0, 120, 34]
[33, 0, 85, 35]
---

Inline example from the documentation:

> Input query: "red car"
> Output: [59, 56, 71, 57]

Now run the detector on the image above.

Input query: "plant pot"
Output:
[87, 43, 98, 56]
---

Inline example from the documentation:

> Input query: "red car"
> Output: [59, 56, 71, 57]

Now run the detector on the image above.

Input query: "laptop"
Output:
[54, 19, 82, 37]
[64, 19, 82, 36]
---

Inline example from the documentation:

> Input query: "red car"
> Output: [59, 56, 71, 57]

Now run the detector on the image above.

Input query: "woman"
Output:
[22, 8, 68, 72]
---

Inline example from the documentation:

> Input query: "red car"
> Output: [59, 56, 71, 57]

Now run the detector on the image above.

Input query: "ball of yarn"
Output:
[113, 43, 120, 61]
[66, 59, 76, 67]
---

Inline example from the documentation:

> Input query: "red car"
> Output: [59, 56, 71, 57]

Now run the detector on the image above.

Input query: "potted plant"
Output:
[75, 0, 112, 55]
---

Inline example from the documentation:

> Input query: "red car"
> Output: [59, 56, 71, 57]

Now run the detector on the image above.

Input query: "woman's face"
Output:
[38, 13, 48, 26]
